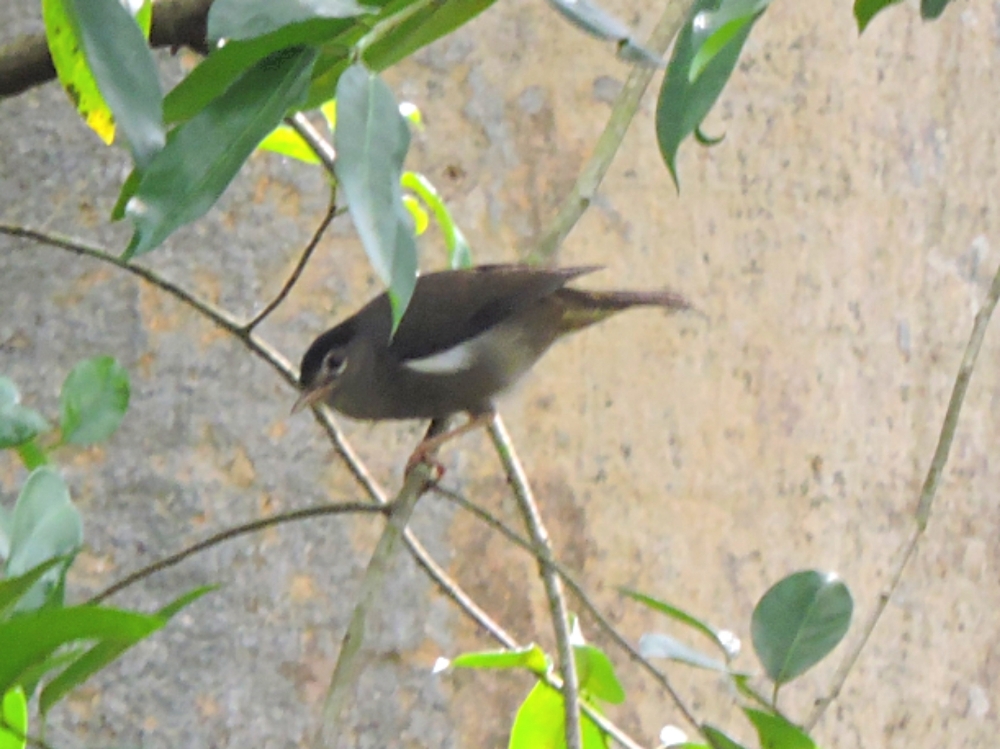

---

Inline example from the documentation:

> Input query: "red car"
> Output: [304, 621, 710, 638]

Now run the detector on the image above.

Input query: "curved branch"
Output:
[0, 0, 212, 99]
[807, 258, 1000, 728]
[88, 501, 387, 605]
[244, 194, 342, 332]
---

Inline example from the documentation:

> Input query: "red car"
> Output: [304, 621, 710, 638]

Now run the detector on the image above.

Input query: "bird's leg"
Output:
[405, 409, 496, 477]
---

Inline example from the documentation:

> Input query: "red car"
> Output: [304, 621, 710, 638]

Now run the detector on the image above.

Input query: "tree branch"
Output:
[532, 0, 696, 261]
[0, 0, 213, 99]
[434, 483, 701, 733]
[286, 113, 338, 177]
[487, 415, 583, 749]
[87, 501, 387, 605]
[807, 258, 1000, 728]
[244, 193, 342, 333]
[314, 463, 435, 748]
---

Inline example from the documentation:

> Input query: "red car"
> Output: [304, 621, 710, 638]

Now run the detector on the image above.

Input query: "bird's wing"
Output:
[389, 265, 600, 363]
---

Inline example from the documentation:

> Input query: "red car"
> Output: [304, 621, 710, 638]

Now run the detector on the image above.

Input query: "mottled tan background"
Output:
[1, 0, 998, 747]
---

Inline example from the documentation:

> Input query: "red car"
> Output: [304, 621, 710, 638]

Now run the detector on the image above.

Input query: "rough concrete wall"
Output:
[1, 0, 998, 747]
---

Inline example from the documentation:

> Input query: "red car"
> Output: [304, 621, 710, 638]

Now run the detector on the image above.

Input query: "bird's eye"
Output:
[322, 351, 347, 377]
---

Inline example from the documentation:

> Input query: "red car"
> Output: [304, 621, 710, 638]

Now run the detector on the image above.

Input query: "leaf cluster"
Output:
[0, 358, 211, 749]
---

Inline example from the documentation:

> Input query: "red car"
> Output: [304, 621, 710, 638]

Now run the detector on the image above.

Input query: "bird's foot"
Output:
[404, 444, 446, 485]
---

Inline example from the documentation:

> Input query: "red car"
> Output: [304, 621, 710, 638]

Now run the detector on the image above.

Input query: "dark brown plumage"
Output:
[295, 264, 690, 471]
[296, 264, 691, 424]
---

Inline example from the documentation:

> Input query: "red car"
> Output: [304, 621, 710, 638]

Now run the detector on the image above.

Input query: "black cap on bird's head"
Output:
[293, 319, 357, 413]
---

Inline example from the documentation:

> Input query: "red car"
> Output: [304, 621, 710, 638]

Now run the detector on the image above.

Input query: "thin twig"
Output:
[286, 113, 338, 175]
[807, 260, 1000, 728]
[532, 0, 697, 261]
[244, 196, 342, 333]
[1, 224, 247, 335]
[487, 415, 582, 749]
[314, 464, 434, 748]
[434, 483, 701, 732]
[87, 502, 387, 605]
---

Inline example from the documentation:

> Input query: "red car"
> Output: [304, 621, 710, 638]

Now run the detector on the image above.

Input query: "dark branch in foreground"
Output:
[0, 0, 212, 99]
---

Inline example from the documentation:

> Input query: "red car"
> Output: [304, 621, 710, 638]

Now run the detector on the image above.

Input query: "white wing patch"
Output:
[404, 340, 477, 374]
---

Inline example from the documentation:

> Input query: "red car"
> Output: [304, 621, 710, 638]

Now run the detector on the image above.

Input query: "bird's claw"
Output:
[404, 447, 446, 486]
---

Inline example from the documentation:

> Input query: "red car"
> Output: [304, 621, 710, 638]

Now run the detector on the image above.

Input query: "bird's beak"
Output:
[291, 381, 335, 415]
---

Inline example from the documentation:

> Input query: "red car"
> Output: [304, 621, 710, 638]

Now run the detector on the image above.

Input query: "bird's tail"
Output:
[555, 287, 693, 332]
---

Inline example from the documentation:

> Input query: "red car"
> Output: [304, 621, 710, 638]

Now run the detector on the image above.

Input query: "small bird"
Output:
[294, 264, 690, 468]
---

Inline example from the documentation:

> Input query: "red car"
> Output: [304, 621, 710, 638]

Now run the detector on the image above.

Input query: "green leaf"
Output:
[694, 125, 725, 146]
[320, 98, 337, 130]
[402, 195, 430, 235]
[209, 0, 375, 41]
[154, 584, 218, 618]
[656, 0, 766, 189]
[581, 712, 609, 749]
[67, 0, 164, 168]
[0, 605, 163, 695]
[545, 0, 629, 41]
[13, 647, 86, 701]
[334, 63, 418, 331]
[920, 0, 950, 19]
[0, 408, 49, 452]
[510, 683, 562, 749]
[751, 570, 853, 685]
[620, 587, 736, 658]
[125, 46, 318, 257]
[0, 687, 27, 749]
[13, 442, 48, 472]
[363, 0, 496, 72]
[0, 378, 50, 451]
[452, 644, 550, 674]
[39, 585, 216, 714]
[0, 379, 18, 408]
[59, 356, 130, 446]
[742, 709, 815, 749]
[110, 168, 142, 221]
[615, 38, 664, 68]
[135, 0, 153, 35]
[257, 124, 321, 164]
[508, 682, 607, 749]
[853, 0, 903, 32]
[702, 724, 751, 749]
[638, 633, 730, 672]
[0, 559, 64, 620]
[398, 101, 422, 128]
[731, 673, 777, 712]
[574, 645, 624, 704]
[164, 20, 350, 125]
[5, 468, 82, 612]
[688, 1, 766, 83]
[0, 506, 9, 561]
[400, 171, 473, 269]
[42, 0, 114, 144]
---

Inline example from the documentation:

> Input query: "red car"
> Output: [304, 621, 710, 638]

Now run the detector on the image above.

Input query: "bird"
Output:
[294, 264, 691, 469]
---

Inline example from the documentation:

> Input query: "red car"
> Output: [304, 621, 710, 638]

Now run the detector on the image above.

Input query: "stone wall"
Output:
[1, 1, 997, 747]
